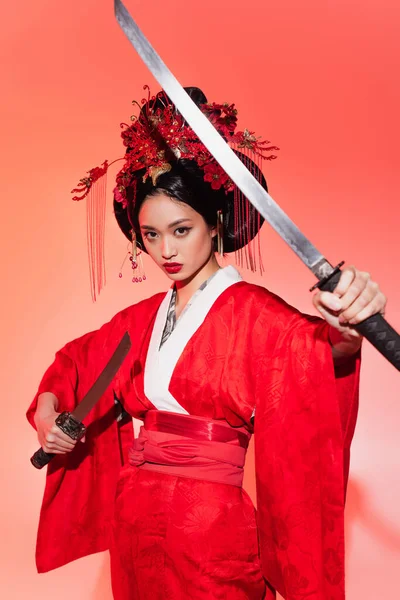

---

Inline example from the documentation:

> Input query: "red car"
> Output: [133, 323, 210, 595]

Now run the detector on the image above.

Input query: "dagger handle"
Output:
[317, 269, 400, 371]
[30, 447, 55, 469]
[30, 412, 86, 470]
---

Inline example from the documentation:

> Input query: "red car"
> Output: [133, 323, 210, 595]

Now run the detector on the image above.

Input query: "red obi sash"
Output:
[128, 410, 251, 487]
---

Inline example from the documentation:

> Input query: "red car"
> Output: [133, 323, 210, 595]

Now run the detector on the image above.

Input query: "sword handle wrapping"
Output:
[317, 269, 400, 371]
[30, 412, 86, 470]
[30, 447, 55, 469]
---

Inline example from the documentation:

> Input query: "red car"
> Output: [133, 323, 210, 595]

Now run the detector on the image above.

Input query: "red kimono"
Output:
[27, 267, 360, 600]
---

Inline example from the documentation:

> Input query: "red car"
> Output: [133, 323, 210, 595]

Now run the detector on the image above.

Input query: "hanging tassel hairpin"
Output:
[85, 173, 107, 302]
[71, 158, 125, 302]
[71, 162, 109, 302]
[216, 210, 224, 256]
[118, 229, 146, 283]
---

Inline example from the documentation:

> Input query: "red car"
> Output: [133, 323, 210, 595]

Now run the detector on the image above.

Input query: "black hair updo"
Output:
[113, 87, 267, 254]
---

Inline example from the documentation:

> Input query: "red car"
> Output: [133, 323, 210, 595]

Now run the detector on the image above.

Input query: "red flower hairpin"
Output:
[71, 85, 279, 207]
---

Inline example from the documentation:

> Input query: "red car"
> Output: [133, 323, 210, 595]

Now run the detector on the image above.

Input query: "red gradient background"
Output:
[1, 1, 399, 598]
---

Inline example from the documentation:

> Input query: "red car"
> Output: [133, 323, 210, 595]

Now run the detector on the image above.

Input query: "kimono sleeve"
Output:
[252, 297, 361, 600]
[27, 332, 90, 429]
[26, 309, 136, 573]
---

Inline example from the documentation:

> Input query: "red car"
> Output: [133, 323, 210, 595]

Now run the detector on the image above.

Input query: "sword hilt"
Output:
[30, 412, 86, 470]
[313, 266, 400, 371]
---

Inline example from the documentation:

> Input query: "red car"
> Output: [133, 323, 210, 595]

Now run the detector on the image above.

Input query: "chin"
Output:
[165, 268, 199, 283]
[166, 271, 187, 280]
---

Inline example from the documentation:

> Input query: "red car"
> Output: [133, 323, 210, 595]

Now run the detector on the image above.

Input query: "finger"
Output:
[347, 293, 387, 325]
[50, 425, 78, 445]
[52, 439, 77, 451]
[312, 293, 362, 341]
[312, 301, 339, 324]
[315, 291, 342, 312]
[43, 440, 76, 453]
[338, 286, 376, 323]
[332, 266, 357, 297]
[46, 432, 76, 450]
[337, 272, 370, 311]
[46, 441, 76, 453]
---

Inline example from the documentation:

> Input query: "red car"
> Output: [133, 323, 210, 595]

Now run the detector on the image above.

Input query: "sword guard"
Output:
[310, 262, 345, 292]
[55, 412, 86, 440]
[30, 412, 86, 470]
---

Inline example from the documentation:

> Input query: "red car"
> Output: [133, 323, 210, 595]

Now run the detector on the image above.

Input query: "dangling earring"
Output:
[131, 229, 137, 265]
[131, 240, 146, 283]
[118, 230, 147, 283]
[216, 210, 224, 256]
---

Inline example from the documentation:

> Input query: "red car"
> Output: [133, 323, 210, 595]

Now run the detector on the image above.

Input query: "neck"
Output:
[175, 254, 220, 310]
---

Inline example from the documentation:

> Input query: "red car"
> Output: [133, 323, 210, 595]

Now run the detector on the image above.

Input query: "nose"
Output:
[161, 236, 177, 260]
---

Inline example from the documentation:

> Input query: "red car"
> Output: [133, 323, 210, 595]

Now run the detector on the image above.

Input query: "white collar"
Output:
[144, 266, 242, 413]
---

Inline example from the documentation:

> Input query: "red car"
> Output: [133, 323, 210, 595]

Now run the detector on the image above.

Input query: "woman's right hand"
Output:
[34, 392, 84, 454]
[35, 411, 78, 454]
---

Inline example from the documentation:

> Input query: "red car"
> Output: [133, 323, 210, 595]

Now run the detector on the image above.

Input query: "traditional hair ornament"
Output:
[73, 86, 278, 206]
[71, 85, 278, 300]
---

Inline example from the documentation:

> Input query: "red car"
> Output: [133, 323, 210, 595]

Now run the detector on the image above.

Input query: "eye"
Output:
[143, 231, 158, 241]
[175, 226, 191, 237]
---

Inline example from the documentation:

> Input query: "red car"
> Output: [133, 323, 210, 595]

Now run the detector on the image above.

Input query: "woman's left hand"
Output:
[312, 266, 387, 345]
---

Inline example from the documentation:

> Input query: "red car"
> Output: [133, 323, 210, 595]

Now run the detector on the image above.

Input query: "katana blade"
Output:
[113, 0, 400, 370]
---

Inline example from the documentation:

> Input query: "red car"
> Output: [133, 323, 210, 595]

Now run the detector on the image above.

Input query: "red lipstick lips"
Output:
[163, 263, 183, 274]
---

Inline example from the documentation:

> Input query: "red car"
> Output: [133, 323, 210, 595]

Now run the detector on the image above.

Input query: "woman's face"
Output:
[138, 192, 217, 282]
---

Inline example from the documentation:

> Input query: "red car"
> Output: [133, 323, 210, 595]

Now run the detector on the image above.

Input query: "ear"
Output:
[210, 225, 217, 238]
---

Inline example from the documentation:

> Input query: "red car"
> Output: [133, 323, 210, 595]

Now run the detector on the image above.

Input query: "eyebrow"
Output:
[140, 218, 193, 231]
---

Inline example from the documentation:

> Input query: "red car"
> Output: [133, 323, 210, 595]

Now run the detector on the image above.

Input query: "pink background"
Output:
[1, 1, 399, 598]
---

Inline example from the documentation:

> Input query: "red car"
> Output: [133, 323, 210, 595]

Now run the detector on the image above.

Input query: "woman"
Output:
[28, 87, 386, 600]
